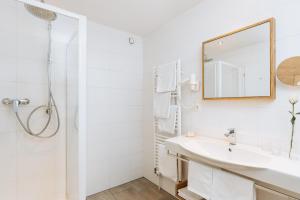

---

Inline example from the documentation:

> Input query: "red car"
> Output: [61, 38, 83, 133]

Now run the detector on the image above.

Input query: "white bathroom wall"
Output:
[86, 21, 144, 195]
[0, 2, 18, 198]
[143, 0, 300, 191]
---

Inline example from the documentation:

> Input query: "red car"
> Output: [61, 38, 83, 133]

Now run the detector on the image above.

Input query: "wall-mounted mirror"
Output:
[202, 18, 276, 100]
[277, 56, 300, 86]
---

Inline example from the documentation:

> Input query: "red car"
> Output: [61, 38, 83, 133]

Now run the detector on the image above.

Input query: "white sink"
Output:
[165, 136, 300, 196]
[167, 137, 272, 169]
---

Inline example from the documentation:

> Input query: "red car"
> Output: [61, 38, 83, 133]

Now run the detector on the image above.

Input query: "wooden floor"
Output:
[87, 178, 177, 200]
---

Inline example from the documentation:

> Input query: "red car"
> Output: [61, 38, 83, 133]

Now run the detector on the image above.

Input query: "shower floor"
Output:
[87, 178, 176, 200]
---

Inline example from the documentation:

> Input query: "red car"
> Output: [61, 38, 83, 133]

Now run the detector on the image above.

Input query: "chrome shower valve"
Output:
[2, 98, 30, 113]
[2, 98, 30, 105]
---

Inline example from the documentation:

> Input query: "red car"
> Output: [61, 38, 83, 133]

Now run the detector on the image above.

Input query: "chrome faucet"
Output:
[224, 128, 236, 145]
[2, 98, 30, 113]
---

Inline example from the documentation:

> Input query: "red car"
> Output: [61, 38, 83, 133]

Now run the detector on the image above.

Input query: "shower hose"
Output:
[16, 22, 60, 138]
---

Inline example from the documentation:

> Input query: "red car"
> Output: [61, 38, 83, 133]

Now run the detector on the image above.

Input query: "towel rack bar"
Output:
[156, 135, 170, 139]
[167, 150, 189, 163]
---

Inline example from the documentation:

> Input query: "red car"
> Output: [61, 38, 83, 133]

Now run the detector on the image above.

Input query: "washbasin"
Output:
[168, 137, 272, 169]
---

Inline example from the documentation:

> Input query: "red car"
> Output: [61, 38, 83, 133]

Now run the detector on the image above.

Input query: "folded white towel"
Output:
[156, 62, 177, 92]
[158, 144, 177, 181]
[212, 169, 256, 200]
[154, 92, 171, 118]
[188, 161, 213, 200]
[157, 105, 178, 134]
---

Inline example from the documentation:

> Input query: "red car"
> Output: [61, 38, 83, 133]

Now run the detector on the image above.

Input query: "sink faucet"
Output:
[224, 128, 236, 145]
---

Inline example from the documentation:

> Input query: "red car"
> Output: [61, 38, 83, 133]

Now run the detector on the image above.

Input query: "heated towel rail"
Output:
[154, 59, 182, 183]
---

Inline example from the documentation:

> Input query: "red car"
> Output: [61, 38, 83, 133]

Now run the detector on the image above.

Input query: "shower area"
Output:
[0, 0, 86, 200]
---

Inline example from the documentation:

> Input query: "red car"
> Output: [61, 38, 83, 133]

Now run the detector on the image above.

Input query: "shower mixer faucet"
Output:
[2, 98, 30, 112]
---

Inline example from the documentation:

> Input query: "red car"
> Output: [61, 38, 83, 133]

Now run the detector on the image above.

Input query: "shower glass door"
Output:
[0, 1, 86, 200]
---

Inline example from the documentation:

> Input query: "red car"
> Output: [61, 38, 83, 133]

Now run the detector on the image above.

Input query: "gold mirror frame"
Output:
[202, 18, 276, 100]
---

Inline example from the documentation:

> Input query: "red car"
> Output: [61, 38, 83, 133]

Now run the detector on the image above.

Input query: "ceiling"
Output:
[46, 0, 202, 36]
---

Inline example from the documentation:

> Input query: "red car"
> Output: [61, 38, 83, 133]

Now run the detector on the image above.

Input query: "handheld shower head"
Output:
[25, 0, 57, 21]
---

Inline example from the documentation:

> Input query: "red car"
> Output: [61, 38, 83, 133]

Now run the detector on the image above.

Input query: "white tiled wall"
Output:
[0, 1, 74, 200]
[86, 21, 143, 195]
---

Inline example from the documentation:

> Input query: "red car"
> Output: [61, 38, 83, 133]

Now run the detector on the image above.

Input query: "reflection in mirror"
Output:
[202, 19, 275, 99]
[277, 57, 300, 86]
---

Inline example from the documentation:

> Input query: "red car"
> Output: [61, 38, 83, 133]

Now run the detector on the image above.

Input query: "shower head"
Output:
[25, 0, 57, 21]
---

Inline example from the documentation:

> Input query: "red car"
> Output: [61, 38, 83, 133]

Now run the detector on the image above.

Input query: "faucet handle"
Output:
[225, 128, 235, 137]
[227, 128, 235, 134]
[225, 128, 237, 145]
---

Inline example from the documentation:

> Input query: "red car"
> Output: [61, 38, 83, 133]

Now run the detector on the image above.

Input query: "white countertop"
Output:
[165, 136, 300, 197]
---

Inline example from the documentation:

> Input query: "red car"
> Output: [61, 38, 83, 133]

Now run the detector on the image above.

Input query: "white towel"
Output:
[154, 92, 171, 118]
[157, 105, 178, 134]
[158, 144, 177, 181]
[211, 169, 256, 200]
[188, 161, 213, 200]
[156, 62, 177, 92]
